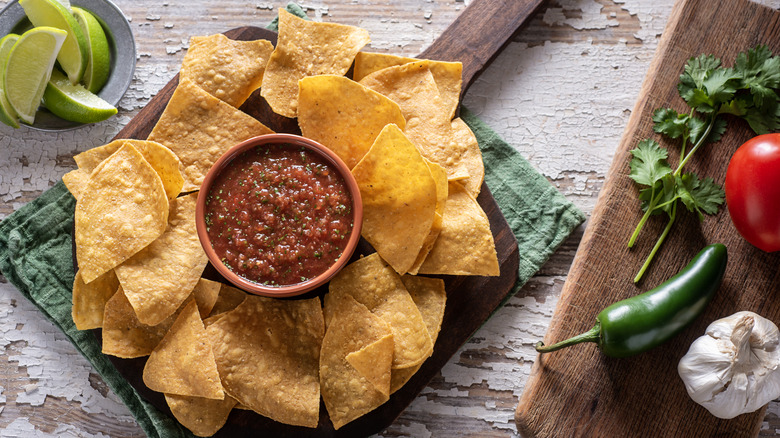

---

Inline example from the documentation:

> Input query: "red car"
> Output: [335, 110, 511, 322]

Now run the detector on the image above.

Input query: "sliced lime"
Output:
[20, 0, 88, 84]
[0, 33, 21, 128]
[72, 6, 110, 93]
[4, 26, 67, 125]
[43, 69, 117, 123]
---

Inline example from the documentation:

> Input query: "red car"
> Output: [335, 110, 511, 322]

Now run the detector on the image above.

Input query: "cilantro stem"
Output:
[674, 114, 716, 176]
[634, 202, 677, 283]
[628, 190, 659, 248]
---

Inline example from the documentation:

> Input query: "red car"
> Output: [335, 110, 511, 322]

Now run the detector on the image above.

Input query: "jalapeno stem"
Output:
[534, 323, 601, 354]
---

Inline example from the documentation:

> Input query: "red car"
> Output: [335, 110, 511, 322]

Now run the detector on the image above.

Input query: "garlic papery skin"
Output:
[678, 311, 780, 419]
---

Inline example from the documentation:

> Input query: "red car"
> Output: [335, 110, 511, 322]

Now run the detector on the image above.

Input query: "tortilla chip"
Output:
[62, 168, 89, 200]
[320, 292, 393, 429]
[206, 295, 324, 428]
[260, 9, 370, 118]
[148, 78, 273, 191]
[351, 124, 438, 274]
[181, 34, 274, 107]
[353, 52, 463, 119]
[408, 159, 448, 275]
[190, 277, 221, 318]
[102, 279, 219, 358]
[298, 75, 406, 169]
[208, 283, 247, 317]
[327, 253, 433, 369]
[75, 144, 169, 284]
[418, 182, 500, 276]
[389, 275, 447, 393]
[73, 139, 184, 201]
[71, 269, 118, 330]
[451, 117, 484, 197]
[102, 286, 173, 358]
[359, 60, 470, 181]
[115, 192, 208, 326]
[143, 300, 224, 399]
[165, 393, 238, 437]
[345, 333, 394, 398]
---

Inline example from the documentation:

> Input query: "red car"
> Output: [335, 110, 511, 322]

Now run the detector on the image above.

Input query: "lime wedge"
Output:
[72, 6, 110, 93]
[20, 0, 88, 84]
[0, 33, 21, 128]
[4, 26, 67, 125]
[43, 69, 117, 123]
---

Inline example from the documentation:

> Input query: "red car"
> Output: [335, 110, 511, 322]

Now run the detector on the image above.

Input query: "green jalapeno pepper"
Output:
[535, 243, 727, 358]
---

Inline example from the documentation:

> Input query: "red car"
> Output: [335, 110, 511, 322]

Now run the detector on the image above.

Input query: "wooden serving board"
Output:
[516, 0, 780, 436]
[92, 0, 551, 435]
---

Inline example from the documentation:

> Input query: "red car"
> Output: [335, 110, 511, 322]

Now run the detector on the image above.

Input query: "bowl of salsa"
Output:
[195, 133, 363, 298]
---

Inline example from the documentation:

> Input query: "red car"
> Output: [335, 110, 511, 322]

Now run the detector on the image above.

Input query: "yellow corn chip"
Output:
[181, 34, 274, 107]
[165, 393, 238, 437]
[408, 159, 448, 275]
[327, 253, 433, 369]
[353, 52, 463, 119]
[345, 333, 394, 398]
[143, 300, 224, 399]
[206, 295, 324, 428]
[165, 394, 237, 437]
[208, 283, 247, 317]
[71, 269, 118, 330]
[62, 168, 89, 200]
[101, 279, 220, 358]
[75, 144, 169, 283]
[389, 275, 447, 393]
[115, 192, 208, 326]
[321, 292, 392, 429]
[72, 139, 184, 201]
[260, 9, 370, 117]
[418, 182, 500, 276]
[298, 75, 405, 169]
[351, 124, 438, 274]
[451, 117, 484, 197]
[102, 286, 170, 358]
[148, 78, 273, 191]
[359, 60, 470, 181]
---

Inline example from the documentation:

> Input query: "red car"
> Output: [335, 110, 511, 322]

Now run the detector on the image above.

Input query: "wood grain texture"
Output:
[108, 24, 520, 436]
[418, 0, 547, 97]
[516, 0, 780, 436]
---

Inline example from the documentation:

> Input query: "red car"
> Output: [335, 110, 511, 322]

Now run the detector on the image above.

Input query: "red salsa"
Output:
[204, 143, 353, 287]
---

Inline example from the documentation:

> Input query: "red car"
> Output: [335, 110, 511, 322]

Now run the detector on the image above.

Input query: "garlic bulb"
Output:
[678, 311, 780, 419]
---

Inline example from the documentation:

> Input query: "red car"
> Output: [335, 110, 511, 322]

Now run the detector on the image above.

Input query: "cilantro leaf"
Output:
[652, 108, 689, 139]
[742, 104, 780, 134]
[736, 45, 780, 90]
[676, 174, 725, 220]
[684, 54, 722, 89]
[628, 139, 672, 187]
[702, 67, 739, 105]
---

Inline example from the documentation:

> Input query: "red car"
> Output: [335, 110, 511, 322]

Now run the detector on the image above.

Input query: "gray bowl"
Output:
[0, 0, 136, 131]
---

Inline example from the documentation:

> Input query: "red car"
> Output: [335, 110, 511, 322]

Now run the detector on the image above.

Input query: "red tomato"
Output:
[725, 133, 780, 252]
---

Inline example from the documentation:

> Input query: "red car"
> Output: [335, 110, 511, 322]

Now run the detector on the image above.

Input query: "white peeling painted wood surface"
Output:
[2, 0, 780, 436]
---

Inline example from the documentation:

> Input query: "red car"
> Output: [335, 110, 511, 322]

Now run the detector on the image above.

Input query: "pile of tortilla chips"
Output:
[65, 8, 501, 435]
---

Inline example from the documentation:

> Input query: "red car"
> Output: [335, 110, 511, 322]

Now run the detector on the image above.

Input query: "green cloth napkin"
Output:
[0, 8, 585, 438]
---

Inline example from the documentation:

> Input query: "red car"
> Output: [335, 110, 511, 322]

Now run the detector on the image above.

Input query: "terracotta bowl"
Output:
[195, 133, 363, 298]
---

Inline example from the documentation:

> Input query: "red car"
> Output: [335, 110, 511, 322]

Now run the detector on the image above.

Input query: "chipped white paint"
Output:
[2, 0, 780, 436]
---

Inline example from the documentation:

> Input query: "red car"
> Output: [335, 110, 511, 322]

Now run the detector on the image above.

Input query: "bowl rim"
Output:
[195, 133, 364, 298]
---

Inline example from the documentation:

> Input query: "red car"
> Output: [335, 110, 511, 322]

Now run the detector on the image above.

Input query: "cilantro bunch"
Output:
[628, 45, 780, 282]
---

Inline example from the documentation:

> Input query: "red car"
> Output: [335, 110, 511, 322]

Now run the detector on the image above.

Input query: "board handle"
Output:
[418, 0, 546, 96]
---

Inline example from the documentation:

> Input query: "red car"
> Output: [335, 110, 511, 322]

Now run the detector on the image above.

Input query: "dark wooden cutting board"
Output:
[93, 0, 552, 435]
[516, 0, 780, 436]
